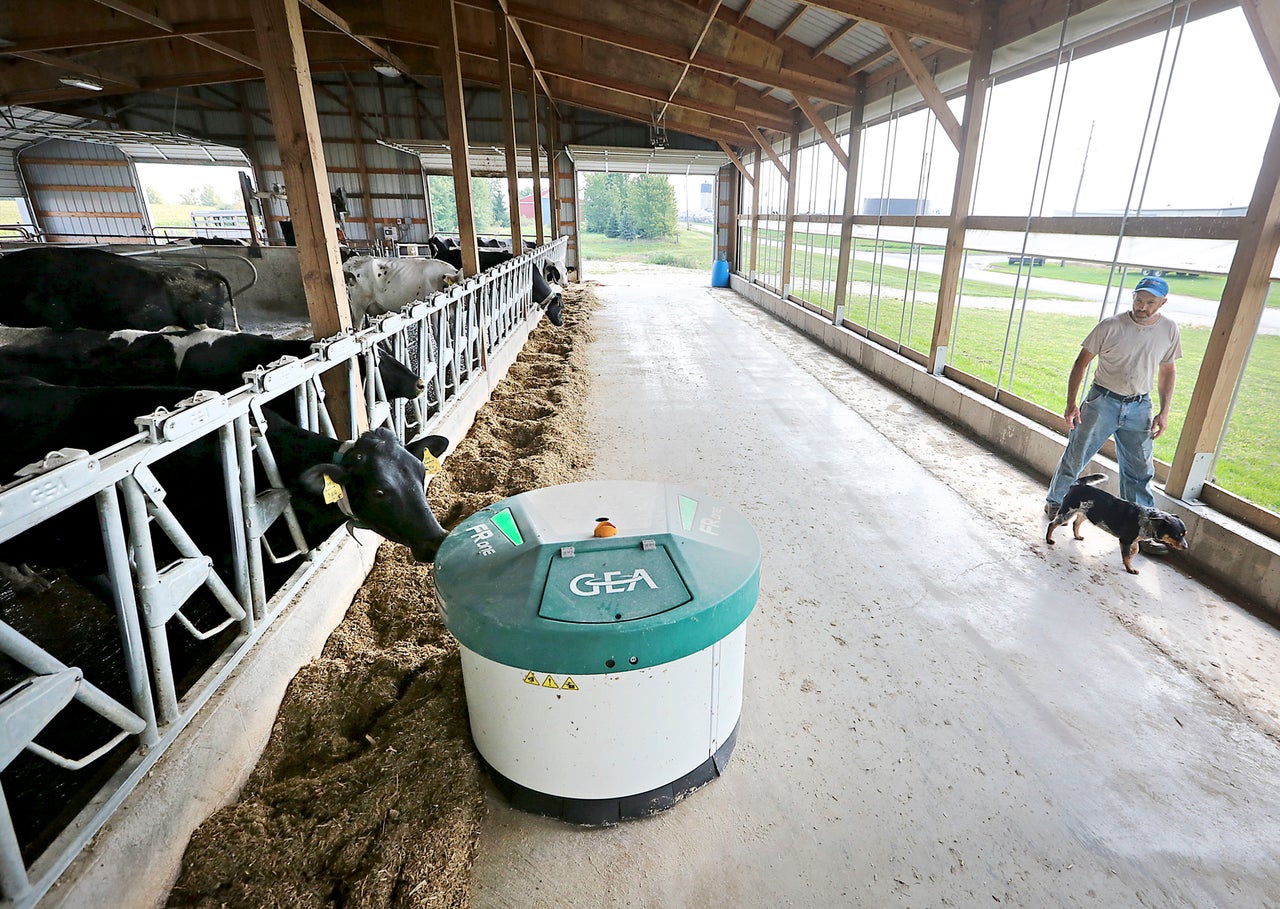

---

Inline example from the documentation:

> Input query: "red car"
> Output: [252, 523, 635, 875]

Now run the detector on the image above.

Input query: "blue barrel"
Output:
[711, 258, 730, 287]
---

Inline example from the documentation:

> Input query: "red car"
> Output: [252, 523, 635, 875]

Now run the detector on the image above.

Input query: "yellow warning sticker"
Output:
[523, 671, 539, 686]
[542, 675, 559, 689]
[322, 475, 344, 504]
[423, 450, 441, 475]
[561, 677, 579, 691]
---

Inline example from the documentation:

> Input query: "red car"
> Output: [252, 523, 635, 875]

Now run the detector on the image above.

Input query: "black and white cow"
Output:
[0, 379, 451, 590]
[0, 328, 423, 401]
[425, 243, 563, 326]
[0, 247, 231, 331]
[342, 255, 462, 326]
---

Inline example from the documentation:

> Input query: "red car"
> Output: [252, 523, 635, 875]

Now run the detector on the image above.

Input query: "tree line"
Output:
[581, 173, 678, 240]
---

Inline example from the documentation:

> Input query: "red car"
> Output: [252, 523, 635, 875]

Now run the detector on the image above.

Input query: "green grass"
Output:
[986, 260, 1280, 308]
[578, 229, 715, 270]
[767, 238, 1088, 301]
[785, 279, 1280, 513]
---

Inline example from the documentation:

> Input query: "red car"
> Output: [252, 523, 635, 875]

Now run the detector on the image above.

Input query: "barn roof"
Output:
[0, 0, 1217, 154]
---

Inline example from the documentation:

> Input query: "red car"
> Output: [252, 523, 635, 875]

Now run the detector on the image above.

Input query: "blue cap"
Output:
[1134, 275, 1168, 298]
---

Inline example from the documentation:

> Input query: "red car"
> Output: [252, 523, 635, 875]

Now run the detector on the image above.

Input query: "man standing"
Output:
[1044, 274, 1183, 550]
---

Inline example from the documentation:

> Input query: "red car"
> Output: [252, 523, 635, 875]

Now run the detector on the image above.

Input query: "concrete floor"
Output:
[469, 264, 1280, 909]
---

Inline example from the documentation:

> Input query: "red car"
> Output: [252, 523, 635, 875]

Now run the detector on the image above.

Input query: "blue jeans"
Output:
[1047, 386, 1155, 509]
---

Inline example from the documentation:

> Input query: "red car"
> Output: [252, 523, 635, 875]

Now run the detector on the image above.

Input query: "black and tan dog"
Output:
[1046, 474, 1189, 574]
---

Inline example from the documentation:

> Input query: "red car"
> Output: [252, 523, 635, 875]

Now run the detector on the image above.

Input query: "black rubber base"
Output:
[482, 721, 740, 826]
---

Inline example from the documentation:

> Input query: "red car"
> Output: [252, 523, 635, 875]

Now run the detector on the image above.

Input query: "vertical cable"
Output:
[996, 0, 1072, 397]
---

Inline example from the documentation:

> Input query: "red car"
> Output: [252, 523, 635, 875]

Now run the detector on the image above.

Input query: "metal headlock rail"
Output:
[0, 237, 566, 908]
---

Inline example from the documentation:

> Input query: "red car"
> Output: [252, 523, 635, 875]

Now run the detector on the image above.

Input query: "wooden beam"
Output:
[547, 104, 561, 242]
[501, 1, 856, 105]
[250, 0, 364, 432]
[297, 0, 413, 75]
[883, 27, 962, 150]
[496, 5, 523, 250]
[832, 76, 866, 322]
[1241, 0, 1280, 93]
[1166, 107, 1280, 500]
[436, 0, 480, 276]
[798, 0, 978, 51]
[774, 7, 806, 42]
[526, 60, 545, 243]
[812, 20, 859, 60]
[779, 118, 801, 296]
[752, 128, 789, 181]
[7, 50, 140, 89]
[494, 0, 560, 118]
[342, 80, 378, 244]
[793, 94, 848, 168]
[748, 149, 761, 278]
[717, 141, 753, 187]
[929, 0, 997, 375]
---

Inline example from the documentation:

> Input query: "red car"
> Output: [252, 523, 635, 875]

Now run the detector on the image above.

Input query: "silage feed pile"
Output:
[168, 284, 599, 909]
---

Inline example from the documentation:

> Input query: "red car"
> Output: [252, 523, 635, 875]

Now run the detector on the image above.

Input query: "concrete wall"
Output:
[730, 275, 1280, 617]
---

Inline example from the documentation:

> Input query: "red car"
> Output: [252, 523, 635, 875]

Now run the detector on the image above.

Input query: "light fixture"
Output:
[59, 77, 104, 91]
[372, 63, 401, 79]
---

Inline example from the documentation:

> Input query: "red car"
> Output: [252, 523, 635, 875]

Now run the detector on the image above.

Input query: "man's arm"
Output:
[1064, 348, 1095, 430]
[1153, 361, 1176, 438]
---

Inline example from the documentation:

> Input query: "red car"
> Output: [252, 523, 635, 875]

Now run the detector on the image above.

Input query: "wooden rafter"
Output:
[796, 0, 978, 52]
[296, 0, 413, 76]
[6, 50, 139, 89]
[493, 0, 561, 118]
[774, 7, 807, 42]
[658, 0, 724, 123]
[792, 94, 848, 168]
[883, 27, 961, 149]
[1241, 0, 1280, 93]
[717, 140, 753, 186]
[87, 1, 259, 70]
[812, 19, 859, 60]
[751, 127, 789, 180]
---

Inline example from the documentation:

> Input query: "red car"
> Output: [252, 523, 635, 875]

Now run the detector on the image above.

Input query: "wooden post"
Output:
[779, 118, 801, 299]
[748, 151, 761, 279]
[343, 80, 378, 248]
[496, 7, 523, 250]
[832, 76, 866, 324]
[928, 0, 997, 375]
[1166, 107, 1280, 501]
[436, 0, 479, 276]
[526, 64, 545, 245]
[250, 0, 365, 433]
[547, 106, 562, 242]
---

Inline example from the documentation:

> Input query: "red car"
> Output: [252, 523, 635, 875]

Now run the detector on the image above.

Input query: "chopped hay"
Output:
[167, 283, 600, 909]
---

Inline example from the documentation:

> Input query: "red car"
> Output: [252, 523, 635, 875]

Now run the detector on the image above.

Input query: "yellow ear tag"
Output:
[422, 450, 441, 475]
[322, 474, 345, 504]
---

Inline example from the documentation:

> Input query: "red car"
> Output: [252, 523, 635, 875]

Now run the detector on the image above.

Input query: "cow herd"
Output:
[0, 238, 564, 597]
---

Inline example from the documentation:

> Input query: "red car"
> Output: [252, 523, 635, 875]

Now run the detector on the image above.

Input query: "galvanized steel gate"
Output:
[0, 238, 565, 908]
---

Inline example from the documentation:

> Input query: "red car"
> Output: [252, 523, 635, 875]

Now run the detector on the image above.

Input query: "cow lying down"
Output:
[0, 247, 232, 331]
[0, 327, 423, 401]
[0, 379, 451, 593]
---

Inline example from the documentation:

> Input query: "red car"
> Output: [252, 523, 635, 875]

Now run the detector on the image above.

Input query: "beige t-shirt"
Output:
[1082, 311, 1182, 397]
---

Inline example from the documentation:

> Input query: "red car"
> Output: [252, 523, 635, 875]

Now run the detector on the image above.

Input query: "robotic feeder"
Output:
[433, 480, 760, 825]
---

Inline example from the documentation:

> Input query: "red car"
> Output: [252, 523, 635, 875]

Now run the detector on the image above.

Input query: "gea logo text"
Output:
[570, 569, 658, 597]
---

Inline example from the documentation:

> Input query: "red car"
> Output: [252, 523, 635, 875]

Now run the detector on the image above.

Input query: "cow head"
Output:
[299, 428, 450, 562]
[160, 268, 229, 330]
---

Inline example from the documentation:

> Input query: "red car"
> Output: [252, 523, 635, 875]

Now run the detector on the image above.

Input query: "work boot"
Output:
[1139, 540, 1169, 556]
[1044, 502, 1059, 520]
